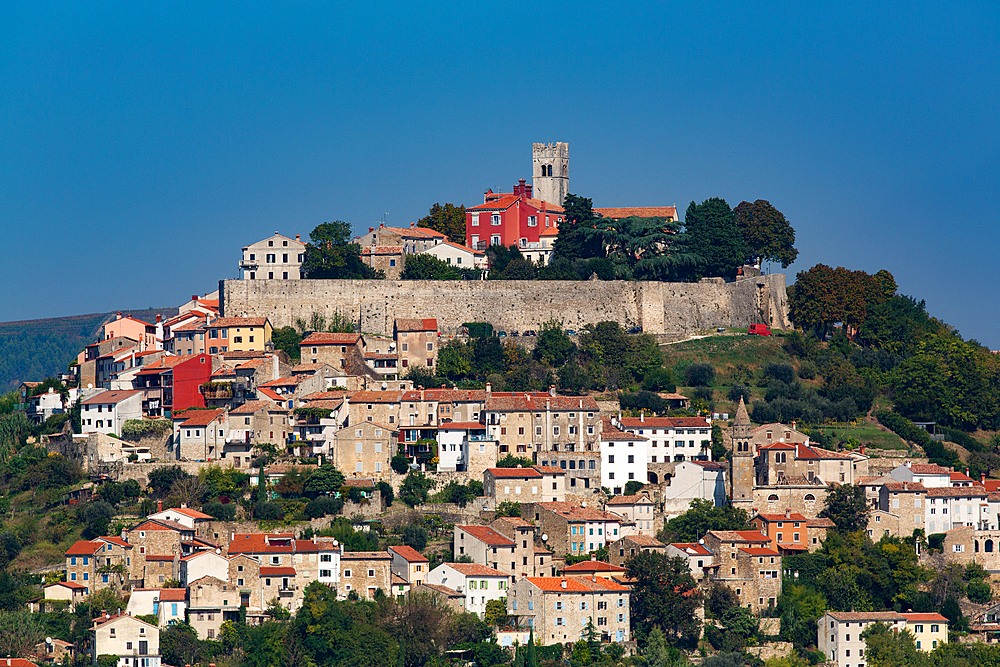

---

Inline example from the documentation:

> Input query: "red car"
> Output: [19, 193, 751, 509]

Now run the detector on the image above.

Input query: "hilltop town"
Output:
[2, 144, 1000, 667]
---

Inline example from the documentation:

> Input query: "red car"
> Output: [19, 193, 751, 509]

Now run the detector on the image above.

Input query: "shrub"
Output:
[120, 418, 173, 441]
[684, 363, 716, 387]
[304, 496, 343, 519]
[391, 455, 410, 475]
[968, 580, 993, 604]
[377, 481, 394, 507]
[83, 501, 115, 537]
[255, 501, 284, 521]
[728, 384, 752, 403]
[402, 524, 428, 551]
[763, 362, 797, 385]
[693, 386, 714, 401]
[797, 360, 818, 380]
[202, 501, 237, 522]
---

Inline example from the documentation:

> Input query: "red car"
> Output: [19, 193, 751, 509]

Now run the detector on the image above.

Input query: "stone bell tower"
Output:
[532, 142, 569, 207]
[730, 397, 755, 510]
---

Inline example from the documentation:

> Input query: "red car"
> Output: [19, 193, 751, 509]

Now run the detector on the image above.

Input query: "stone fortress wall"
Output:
[219, 274, 790, 337]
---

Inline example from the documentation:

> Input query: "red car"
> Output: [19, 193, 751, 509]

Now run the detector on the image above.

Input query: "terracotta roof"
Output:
[670, 542, 710, 555]
[562, 560, 626, 573]
[907, 464, 953, 474]
[606, 494, 653, 505]
[300, 332, 361, 346]
[47, 580, 88, 590]
[301, 390, 352, 401]
[827, 611, 905, 622]
[158, 588, 187, 601]
[951, 472, 977, 482]
[883, 481, 927, 492]
[349, 390, 405, 404]
[486, 393, 600, 412]
[438, 422, 488, 430]
[535, 502, 621, 522]
[708, 530, 770, 543]
[806, 518, 836, 528]
[80, 390, 140, 405]
[739, 547, 781, 556]
[616, 416, 710, 429]
[207, 317, 269, 328]
[391, 573, 408, 586]
[467, 194, 520, 211]
[457, 525, 515, 547]
[487, 467, 542, 479]
[419, 582, 463, 597]
[144, 554, 176, 561]
[179, 408, 227, 427]
[434, 240, 485, 256]
[341, 551, 392, 560]
[343, 478, 375, 488]
[65, 540, 102, 555]
[594, 206, 677, 220]
[601, 420, 647, 441]
[525, 576, 629, 592]
[130, 518, 190, 532]
[622, 535, 666, 547]
[395, 318, 438, 332]
[389, 545, 429, 562]
[495, 516, 533, 528]
[257, 388, 283, 402]
[902, 612, 948, 622]
[445, 562, 508, 577]
[693, 460, 727, 470]
[230, 400, 278, 415]
[98, 536, 132, 548]
[401, 389, 487, 402]
[259, 375, 304, 388]
[927, 487, 987, 498]
[260, 567, 297, 576]
[228, 533, 296, 554]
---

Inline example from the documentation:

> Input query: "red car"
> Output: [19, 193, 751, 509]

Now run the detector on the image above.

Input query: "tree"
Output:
[417, 203, 466, 244]
[302, 221, 383, 279]
[625, 551, 701, 645]
[534, 321, 576, 367]
[684, 198, 746, 279]
[391, 455, 411, 475]
[495, 501, 522, 517]
[304, 466, 346, 498]
[624, 481, 645, 496]
[148, 465, 190, 495]
[732, 200, 798, 268]
[400, 472, 435, 507]
[484, 598, 508, 627]
[819, 484, 869, 532]
[84, 501, 115, 537]
[402, 524, 429, 551]
[400, 254, 462, 280]
[788, 264, 896, 337]
[377, 481, 395, 507]
[272, 326, 303, 361]
[684, 363, 716, 387]
[551, 194, 604, 261]
[659, 499, 751, 544]
[706, 582, 740, 619]
[588, 215, 698, 280]
[0, 610, 45, 659]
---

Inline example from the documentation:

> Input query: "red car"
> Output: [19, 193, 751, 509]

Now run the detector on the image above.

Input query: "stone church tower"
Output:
[730, 397, 755, 510]
[532, 142, 569, 207]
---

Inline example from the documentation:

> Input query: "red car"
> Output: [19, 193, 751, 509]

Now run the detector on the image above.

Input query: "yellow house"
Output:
[905, 613, 948, 651]
[204, 317, 272, 353]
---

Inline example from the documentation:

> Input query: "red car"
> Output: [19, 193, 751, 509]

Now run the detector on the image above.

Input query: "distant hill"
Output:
[0, 308, 178, 392]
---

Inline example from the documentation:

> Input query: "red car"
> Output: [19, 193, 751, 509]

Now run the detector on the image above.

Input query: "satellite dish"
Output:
[542, 534, 548, 542]
[216, 548, 221, 554]
[333, 539, 339, 547]
[87, 383, 94, 389]
[46, 637, 52, 645]
[698, 538, 704, 545]
[381, 382, 388, 390]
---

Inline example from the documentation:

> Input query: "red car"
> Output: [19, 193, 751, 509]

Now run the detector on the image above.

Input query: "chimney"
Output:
[905, 460, 912, 469]
[785, 508, 791, 519]
[640, 411, 644, 423]
[485, 382, 492, 394]
[181, 503, 187, 509]
[369, 227, 374, 233]
[549, 385, 556, 397]
[592, 571, 596, 582]
[295, 235, 300, 242]
[791, 420, 796, 431]
[157, 500, 163, 512]
[156, 314, 162, 323]
[560, 579, 567, 589]
[526, 183, 533, 198]
[192, 295, 198, 302]
[983, 473, 987, 484]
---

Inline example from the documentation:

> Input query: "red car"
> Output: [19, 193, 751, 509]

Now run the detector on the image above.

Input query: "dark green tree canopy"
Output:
[400, 254, 462, 280]
[625, 551, 701, 645]
[552, 193, 604, 261]
[819, 483, 869, 532]
[302, 221, 383, 280]
[732, 199, 798, 268]
[684, 198, 747, 279]
[417, 203, 466, 245]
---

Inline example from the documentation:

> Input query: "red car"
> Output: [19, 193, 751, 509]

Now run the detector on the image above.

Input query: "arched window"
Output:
[804, 494, 816, 502]
[648, 472, 659, 484]
[976, 540, 981, 553]
[768, 494, 779, 501]
[562, 164, 568, 176]
[546, 164, 553, 177]
[987, 539, 995, 553]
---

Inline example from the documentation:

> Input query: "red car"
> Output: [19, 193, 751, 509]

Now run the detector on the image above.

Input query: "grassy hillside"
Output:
[0, 308, 178, 391]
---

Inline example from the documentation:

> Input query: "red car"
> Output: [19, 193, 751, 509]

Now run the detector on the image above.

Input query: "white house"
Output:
[436, 422, 490, 471]
[426, 562, 510, 618]
[126, 588, 187, 627]
[600, 420, 649, 494]
[418, 240, 488, 269]
[611, 415, 713, 463]
[179, 550, 229, 586]
[91, 612, 161, 666]
[818, 611, 948, 665]
[925, 486, 990, 534]
[890, 462, 954, 489]
[666, 542, 714, 578]
[79, 390, 142, 436]
[240, 232, 306, 280]
[661, 460, 727, 516]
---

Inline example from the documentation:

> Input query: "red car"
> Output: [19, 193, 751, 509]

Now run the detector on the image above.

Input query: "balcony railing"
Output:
[239, 259, 259, 269]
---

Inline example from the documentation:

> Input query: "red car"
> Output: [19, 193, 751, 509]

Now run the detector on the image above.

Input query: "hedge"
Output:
[121, 419, 173, 440]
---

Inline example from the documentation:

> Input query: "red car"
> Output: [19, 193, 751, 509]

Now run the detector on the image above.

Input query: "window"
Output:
[528, 215, 537, 227]
[491, 214, 501, 226]
[472, 214, 480, 226]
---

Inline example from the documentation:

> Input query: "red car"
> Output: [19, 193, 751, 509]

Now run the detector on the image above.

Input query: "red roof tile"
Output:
[670, 542, 711, 556]
[260, 567, 297, 576]
[178, 408, 227, 427]
[80, 390, 141, 405]
[389, 545, 429, 562]
[525, 577, 629, 592]
[300, 332, 361, 346]
[65, 540, 102, 555]
[457, 525, 515, 547]
[395, 318, 438, 332]
[487, 467, 542, 479]
[594, 206, 678, 220]
[158, 588, 187, 601]
[562, 561, 626, 573]
[444, 563, 507, 577]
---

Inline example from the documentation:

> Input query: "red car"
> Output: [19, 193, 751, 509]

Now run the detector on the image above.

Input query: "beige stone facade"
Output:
[528, 502, 623, 557]
[490, 516, 538, 580]
[187, 575, 240, 639]
[611, 535, 668, 568]
[485, 392, 601, 462]
[333, 420, 395, 481]
[240, 233, 305, 281]
[347, 390, 404, 428]
[340, 551, 393, 599]
[300, 332, 364, 370]
[454, 524, 516, 574]
[395, 318, 440, 371]
[702, 530, 782, 615]
[484, 466, 566, 505]
[507, 576, 631, 645]
[91, 613, 160, 665]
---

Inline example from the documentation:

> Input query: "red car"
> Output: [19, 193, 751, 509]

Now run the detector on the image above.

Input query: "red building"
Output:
[134, 354, 218, 418]
[465, 179, 564, 255]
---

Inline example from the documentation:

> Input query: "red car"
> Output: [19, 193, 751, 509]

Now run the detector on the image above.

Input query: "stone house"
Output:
[65, 537, 131, 595]
[239, 232, 305, 280]
[436, 422, 498, 474]
[394, 319, 439, 370]
[865, 481, 926, 539]
[260, 566, 299, 614]
[39, 581, 89, 610]
[490, 516, 538, 580]
[227, 399, 291, 451]
[702, 530, 781, 614]
[172, 408, 228, 462]
[418, 240, 487, 269]
[299, 332, 364, 370]
[507, 576, 631, 645]
[389, 545, 429, 586]
[889, 462, 954, 488]
[756, 441, 869, 487]
[750, 422, 810, 450]
[486, 391, 601, 464]
[228, 553, 264, 610]
[360, 244, 405, 278]
[332, 420, 395, 481]
[941, 526, 1000, 570]
[91, 612, 160, 666]
[412, 583, 466, 613]
[402, 387, 488, 426]
[356, 223, 446, 255]
[806, 517, 836, 552]
[426, 562, 510, 618]
[610, 535, 668, 569]
[147, 506, 214, 540]
[454, 525, 516, 574]
[484, 466, 566, 505]
[340, 551, 393, 600]
[661, 460, 728, 514]
[347, 390, 405, 428]
[187, 575, 239, 639]
[33, 637, 75, 664]
[529, 502, 623, 557]
[605, 493, 656, 536]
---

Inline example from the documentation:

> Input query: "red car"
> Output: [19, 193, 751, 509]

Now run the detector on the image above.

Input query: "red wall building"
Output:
[135, 354, 217, 417]
[466, 180, 564, 253]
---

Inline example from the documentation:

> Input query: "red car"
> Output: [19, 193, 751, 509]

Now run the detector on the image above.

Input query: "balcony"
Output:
[239, 259, 259, 270]
[518, 239, 541, 249]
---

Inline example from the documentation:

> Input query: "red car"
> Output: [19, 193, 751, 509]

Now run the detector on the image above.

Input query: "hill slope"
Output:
[0, 308, 177, 392]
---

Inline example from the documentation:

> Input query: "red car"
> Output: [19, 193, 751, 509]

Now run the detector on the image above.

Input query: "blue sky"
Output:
[3, 2, 998, 347]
